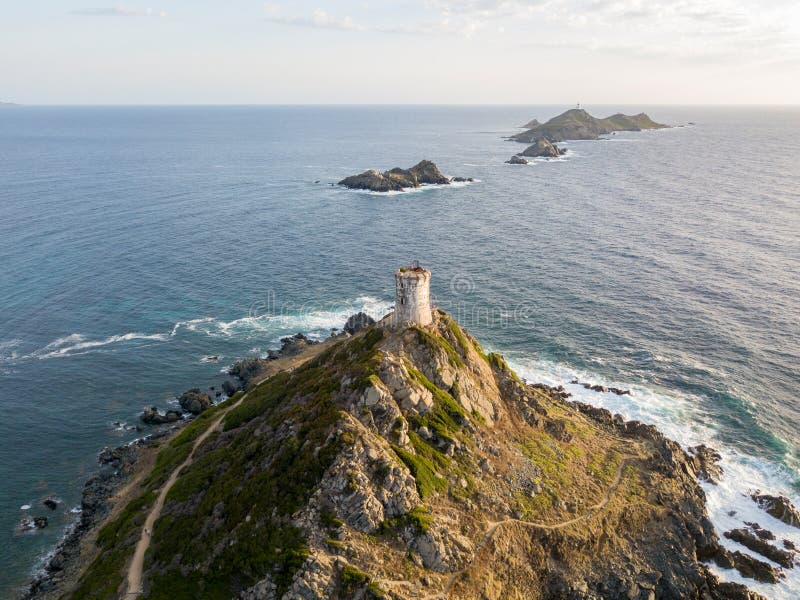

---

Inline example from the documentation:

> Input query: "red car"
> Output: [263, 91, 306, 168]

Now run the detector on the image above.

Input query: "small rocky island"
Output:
[506, 108, 667, 164]
[338, 160, 472, 192]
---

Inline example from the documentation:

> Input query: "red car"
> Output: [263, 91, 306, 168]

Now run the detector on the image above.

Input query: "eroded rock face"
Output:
[314, 422, 420, 534]
[179, 388, 212, 415]
[752, 493, 800, 528]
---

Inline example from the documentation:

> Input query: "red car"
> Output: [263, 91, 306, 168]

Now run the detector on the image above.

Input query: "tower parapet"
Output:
[392, 265, 433, 327]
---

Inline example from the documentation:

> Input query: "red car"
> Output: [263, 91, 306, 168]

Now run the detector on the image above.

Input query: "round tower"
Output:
[393, 264, 433, 327]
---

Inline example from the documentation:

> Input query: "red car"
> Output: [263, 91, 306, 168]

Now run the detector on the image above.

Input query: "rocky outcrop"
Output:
[71, 310, 769, 600]
[506, 155, 528, 165]
[24, 440, 149, 598]
[140, 406, 182, 424]
[724, 528, 795, 568]
[178, 388, 212, 415]
[511, 108, 668, 144]
[518, 138, 566, 158]
[338, 160, 467, 192]
[752, 493, 800, 528]
[280, 333, 318, 356]
[343, 312, 375, 335]
[688, 444, 723, 484]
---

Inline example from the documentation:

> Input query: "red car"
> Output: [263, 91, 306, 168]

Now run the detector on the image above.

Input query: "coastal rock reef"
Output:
[338, 160, 472, 192]
[56, 310, 780, 599]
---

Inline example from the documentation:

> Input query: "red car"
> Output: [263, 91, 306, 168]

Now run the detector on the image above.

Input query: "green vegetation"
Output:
[411, 325, 463, 367]
[405, 364, 467, 444]
[68, 490, 156, 599]
[341, 564, 369, 589]
[393, 434, 448, 499]
[381, 505, 433, 535]
[74, 329, 389, 598]
[520, 433, 582, 489]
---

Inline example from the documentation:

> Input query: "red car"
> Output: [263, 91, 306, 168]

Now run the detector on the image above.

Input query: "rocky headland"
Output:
[31, 304, 800, 599]
[338, 160, 472, 192]
[506, 108, 667, 164]
[512, 108, 668, 144]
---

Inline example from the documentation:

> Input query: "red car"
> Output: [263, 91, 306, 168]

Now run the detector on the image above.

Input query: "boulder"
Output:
[229, 357, 272, 384]
[450, 176, 474, 182]
[343, 312, 375, 335]
[222, 379, 239, 397]
[506, 155, 528, 165]
[140, 406, 182, 425]
[43, 498, 59, 511]
[751, 493, 800, 528]
[33, 516, 48, 529]
[280, 332, 318, 356]
[518, 138, 567, 158]
[179, 388, 212, 415]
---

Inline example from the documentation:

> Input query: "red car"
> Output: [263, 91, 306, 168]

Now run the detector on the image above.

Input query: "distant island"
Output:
[0, 101, 19, 107]
[338, 160, 473, 193]
[505, 108, 668, 164]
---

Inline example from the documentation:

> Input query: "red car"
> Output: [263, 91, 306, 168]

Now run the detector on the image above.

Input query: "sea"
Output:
[0, 105, 798, 599]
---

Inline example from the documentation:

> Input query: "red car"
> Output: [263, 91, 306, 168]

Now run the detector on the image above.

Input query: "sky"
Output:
[1, 0, 799, 104]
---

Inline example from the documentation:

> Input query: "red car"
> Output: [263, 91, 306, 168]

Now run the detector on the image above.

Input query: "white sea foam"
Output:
[31, 332, 170, 360]
[20, 504, 31, 511]
[506, 353, 800, 600]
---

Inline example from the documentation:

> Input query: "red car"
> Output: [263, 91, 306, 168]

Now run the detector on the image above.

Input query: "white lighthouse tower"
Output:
[393, 263, 433, 327]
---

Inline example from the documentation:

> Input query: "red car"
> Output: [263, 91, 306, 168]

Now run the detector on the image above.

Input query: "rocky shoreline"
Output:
[20, 312, 376, 599]
[21, 308, 799, 599]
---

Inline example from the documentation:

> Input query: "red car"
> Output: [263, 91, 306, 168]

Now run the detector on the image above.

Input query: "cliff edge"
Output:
[59, 310, 770, 599]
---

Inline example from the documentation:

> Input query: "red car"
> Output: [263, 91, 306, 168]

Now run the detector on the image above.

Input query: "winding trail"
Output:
[436, 456, 633, 598]
[125, 391, 249, 597]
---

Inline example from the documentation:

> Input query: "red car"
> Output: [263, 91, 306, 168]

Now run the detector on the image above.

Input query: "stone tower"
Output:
[393, 264, 433, 327]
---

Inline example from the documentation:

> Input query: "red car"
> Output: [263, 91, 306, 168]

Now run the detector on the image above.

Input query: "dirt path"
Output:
[125, 392, 248, 596]
[437, 457, 632, 598]
[124, 340, 332, 597]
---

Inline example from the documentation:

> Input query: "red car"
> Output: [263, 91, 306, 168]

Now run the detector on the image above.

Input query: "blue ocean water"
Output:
[0, 105, 798, 598]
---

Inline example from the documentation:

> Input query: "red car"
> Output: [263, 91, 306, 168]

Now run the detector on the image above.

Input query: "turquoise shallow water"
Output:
[0, 105, 798, 597]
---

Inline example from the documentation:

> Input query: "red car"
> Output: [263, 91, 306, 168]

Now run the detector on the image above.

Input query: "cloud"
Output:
[71, 6, 167, 17]
[262, 7, 442, 35]
[424, 0, 800, 62]
[264, 9, 366, 31]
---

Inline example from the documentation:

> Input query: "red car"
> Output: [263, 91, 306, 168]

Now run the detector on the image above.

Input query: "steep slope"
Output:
[511, 108, 667, 143]
[69, 311, 766, 599]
